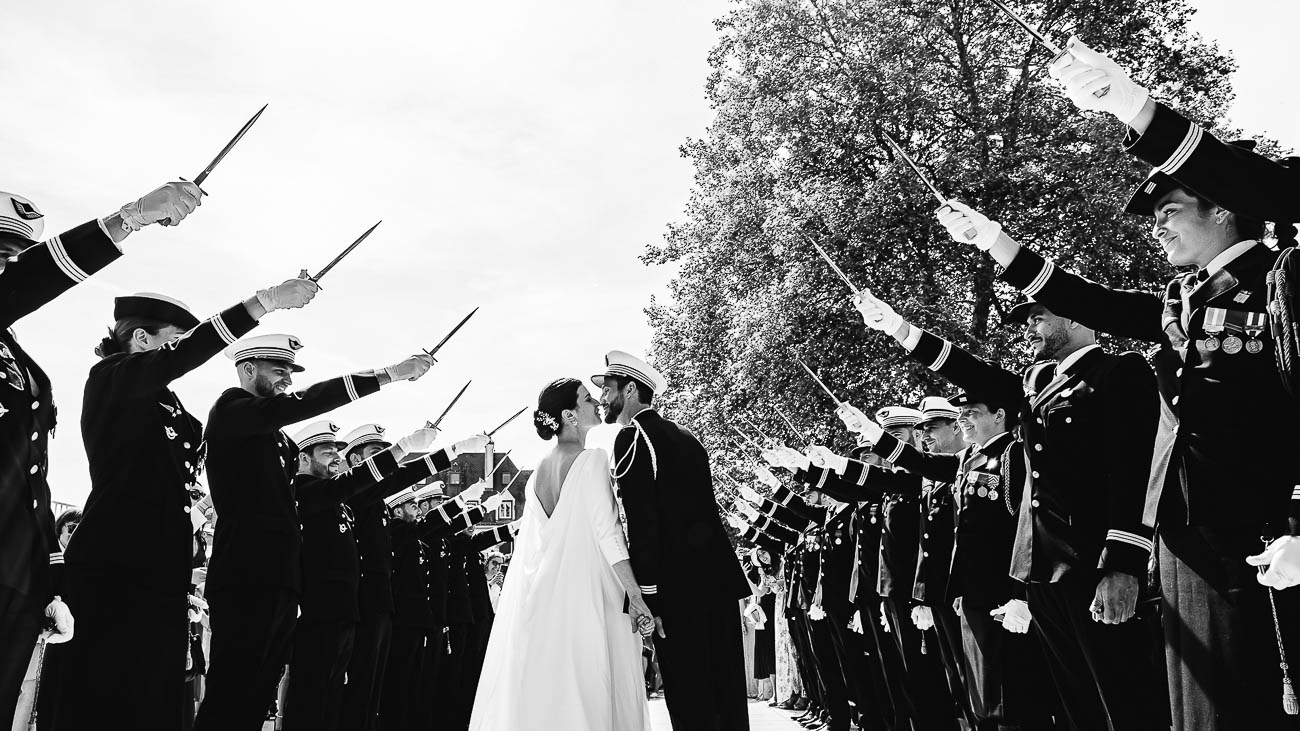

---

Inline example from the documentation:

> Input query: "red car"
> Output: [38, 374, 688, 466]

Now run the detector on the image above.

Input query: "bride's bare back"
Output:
[533, 445, 586, 519]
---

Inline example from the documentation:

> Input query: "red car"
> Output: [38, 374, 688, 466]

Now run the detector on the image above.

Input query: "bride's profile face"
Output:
[569, 385, 602, 430]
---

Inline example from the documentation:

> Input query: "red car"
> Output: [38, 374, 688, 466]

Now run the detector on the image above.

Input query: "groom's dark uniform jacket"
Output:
[613, 408, 751, 613]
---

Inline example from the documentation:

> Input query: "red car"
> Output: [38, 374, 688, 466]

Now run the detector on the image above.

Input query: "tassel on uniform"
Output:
[1283, 676, 1298, 716]
[1263, 548, 1299, 716]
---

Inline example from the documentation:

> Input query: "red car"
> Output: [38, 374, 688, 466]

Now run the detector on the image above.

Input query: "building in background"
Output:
[412, 441, 531, 553]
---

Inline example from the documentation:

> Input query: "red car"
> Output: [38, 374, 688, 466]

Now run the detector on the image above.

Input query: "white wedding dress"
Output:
[469, 448, 651, 731]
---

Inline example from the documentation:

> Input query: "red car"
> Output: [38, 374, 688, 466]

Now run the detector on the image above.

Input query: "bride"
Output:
[469, 378, 654, 731]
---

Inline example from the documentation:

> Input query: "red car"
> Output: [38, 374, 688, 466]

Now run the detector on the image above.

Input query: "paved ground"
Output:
[649, 697, 804, 729]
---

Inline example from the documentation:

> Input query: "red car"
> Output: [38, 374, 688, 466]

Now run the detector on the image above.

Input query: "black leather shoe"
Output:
[792, 697, 809, 712]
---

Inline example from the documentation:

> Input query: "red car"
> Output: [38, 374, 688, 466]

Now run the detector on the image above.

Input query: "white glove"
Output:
[397, 427, 441, 455]
[751, 465, 780, 490]
[1048, 37, 1150, 125]
[1247, 535, 1300, 590]
[835, 402, 883, 443]
[808, 604, 826, 621]
[187, 594, 209, 624]
[738, 502, 760, 522]
[879, 608, 891, 633]
[911, 605, 935, 631]
[118, 180, 203, 230]
[765, 445, 809, 471]
[481, 491, 507, 513]
[460, 479, 488, 504]
[381, 354, 435, 383]
[42, 598, 74, 644]
[449, 434, 491, 459]
[257, 273, 320, 311]
[851, 291, 905, 336]
[806, 445, 848, 475]
[936, 200, 1002, 251]
[849, 610, 864, 635]
[726, 514, 749, 532]
[507, 520, 522, 537]
[992, 599, 1032, 634]
[738, 483, 764, 505]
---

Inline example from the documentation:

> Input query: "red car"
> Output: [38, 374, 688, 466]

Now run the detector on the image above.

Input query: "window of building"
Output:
[499, 472, 512, 486]
[498, 502, 514, 521]
[449, 473, 461, 485]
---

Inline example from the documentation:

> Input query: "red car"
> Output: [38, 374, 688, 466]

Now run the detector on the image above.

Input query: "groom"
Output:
[595, 350, 753, 731]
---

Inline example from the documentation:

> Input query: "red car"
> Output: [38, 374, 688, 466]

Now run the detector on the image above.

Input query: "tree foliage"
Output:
[646, 0, 1244, 481]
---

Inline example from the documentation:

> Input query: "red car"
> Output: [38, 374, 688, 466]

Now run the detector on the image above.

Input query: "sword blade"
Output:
[804, 236, 861, 295]
[194, 104, 268, 187]
[776, 407, 807, 445]
[424, 308, 479, 359]
[428, 380, 472, 430]
[740, 414, 774, 443]
[984, 0, 1063, 55]
[312, 220, 382, 282]
[883, 133, 947, 204]
[729, 424, 762, 451]
[487, 407, 528, 438]
[795, 358, 844, 408]
[485, 450, 513, 480]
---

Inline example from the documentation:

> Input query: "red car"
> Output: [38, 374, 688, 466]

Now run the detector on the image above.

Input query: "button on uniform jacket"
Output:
[612, 408, 751, 614]
[203, 373, 382, 597]
[70, 303, 259, 596]
[0, 221, 122, 599]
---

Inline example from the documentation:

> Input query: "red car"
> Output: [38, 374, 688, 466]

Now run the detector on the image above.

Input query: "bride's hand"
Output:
[629, 593, 655, 637]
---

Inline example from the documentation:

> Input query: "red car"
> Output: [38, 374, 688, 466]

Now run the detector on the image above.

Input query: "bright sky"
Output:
[6, 0, 1293, 506]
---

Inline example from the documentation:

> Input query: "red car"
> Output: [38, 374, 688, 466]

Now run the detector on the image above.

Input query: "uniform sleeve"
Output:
[771, 485, 823, 523]
[800, 459, 922, 503]
[998, 244, 1166, 342]
[207, 373, 382, 436]
[347, 449, 454, 509]
[613, 425, 663, 610]
[906, 327, 1027, 401]
[1124, 101, 1300, 223]
[422, 499, 492, 541]
[468, 523, 513, 552]
[588, 449, 632, 566]
[753, 514, 802, 545]
[871, 432, 960, 484]
[756, 499, 815, 532]
[741, 526, 791, 553]
[1096, 353, 1160, 577]
[98, 303, 259, 398]
[0, 220, 123, 329]
[295, 447, 402, 511]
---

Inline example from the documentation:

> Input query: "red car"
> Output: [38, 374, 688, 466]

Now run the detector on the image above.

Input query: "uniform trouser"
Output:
[655, 599, 751, 731]
[957, 598, 1059, 730]
[0, 587, 42, 730]
[1026, 576, 1166, 731]
[1159, 525, 1300, 731]
[415, 626, 445, 730]
[808, 613, 852, 731]
[854, 594, 901, 731]
[193, 586, 298, 731]
[48, 575, 188, 731]
[826, 605, 888, 730]
[787, 612, 820, 707]
[882, 596, 960, 731]
[431, 622, 471, 728]
[283, 619, 356, 731]
[932, 605, 978, 730]
[456, 617, 493, 728]
[340, 610, 393, 731]
[379, 625, 426, 731]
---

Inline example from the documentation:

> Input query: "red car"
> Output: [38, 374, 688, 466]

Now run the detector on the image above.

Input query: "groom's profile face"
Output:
[599, 380, 627, 424]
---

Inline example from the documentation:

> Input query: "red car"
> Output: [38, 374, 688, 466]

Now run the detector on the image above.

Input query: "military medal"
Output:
[1202, 308, 1226, 352]
[1222, 334, 1243, 354]
[1244, 312, 1268, 354]
[988, 490, 998, 500]
[977, 487, 988, 498]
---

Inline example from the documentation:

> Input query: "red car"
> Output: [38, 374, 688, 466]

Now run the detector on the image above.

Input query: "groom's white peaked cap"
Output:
[592, 350, 667, 394]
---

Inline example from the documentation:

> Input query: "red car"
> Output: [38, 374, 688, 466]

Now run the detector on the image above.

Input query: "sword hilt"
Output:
[937, 204, 979, 241]
[1052, 48, 1111, 98]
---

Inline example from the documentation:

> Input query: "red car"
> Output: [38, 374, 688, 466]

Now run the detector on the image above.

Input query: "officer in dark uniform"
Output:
[285, 419, 468, 731]
[861, 391, 1061, 730]
[453, 521, 516, 729]
[0, 182, 201, 722]
[904, 397, 977, 731]
[855, 290, 1167, 729]
[193, 334, 435, 731]
[54, 282, 316, 730]
[596, 350, 753, 730]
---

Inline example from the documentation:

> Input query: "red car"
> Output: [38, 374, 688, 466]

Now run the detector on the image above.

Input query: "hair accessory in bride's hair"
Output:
[534, 409, 560, 432]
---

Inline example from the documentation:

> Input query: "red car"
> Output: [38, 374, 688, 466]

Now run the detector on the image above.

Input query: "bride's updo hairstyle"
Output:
[535, 377, 581, 440]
